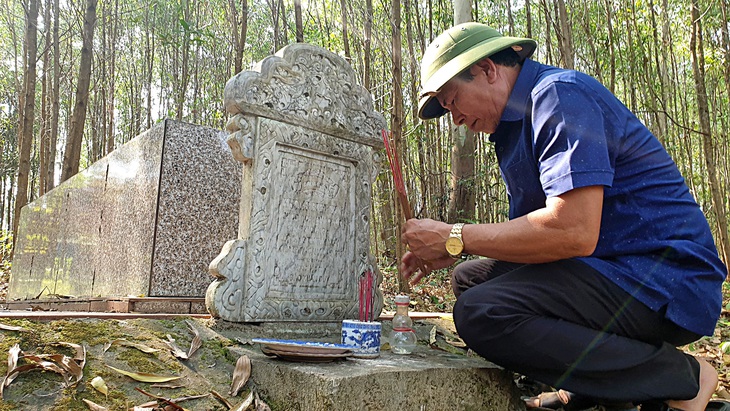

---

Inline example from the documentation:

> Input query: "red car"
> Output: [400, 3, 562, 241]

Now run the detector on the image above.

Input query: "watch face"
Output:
[445, 237, 463, 255]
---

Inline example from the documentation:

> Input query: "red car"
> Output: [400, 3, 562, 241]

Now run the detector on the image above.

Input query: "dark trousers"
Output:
[451, 258, 702, 403]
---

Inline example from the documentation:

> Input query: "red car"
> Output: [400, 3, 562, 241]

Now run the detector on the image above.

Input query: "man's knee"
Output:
[453, 286, 502, 344]
[451, 263, 471, 297]
[453, 284, 529, 362]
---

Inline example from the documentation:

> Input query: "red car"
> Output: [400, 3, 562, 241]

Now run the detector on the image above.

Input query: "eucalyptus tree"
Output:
[446, 0, 477, 224]
[13, 0, 39, 242]
[228, 0, 249, 74]
[60, 0, 97, 183]
[690, 0, 730, 268]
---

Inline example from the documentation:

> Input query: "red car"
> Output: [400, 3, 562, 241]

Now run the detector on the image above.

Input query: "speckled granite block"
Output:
[8, 120, 241, 300]
[150, 121, 241, 296]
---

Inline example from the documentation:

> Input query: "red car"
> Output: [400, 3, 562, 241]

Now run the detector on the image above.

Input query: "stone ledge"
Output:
[1, 297, 208, 314]
[229, 343, 525, 411]
[207, 317, 525, 410]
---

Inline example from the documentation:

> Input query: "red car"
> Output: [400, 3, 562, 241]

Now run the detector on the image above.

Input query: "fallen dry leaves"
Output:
[83, 398, 109, 410]
[90, 375, 109, 396]
[165, 321, 202, 360]
[229, 355, 252, 397]
[1, 341, 87, 398]
[0, 320, 271, 410]
[0, 323, 28, 332]
[107, 365, 182, 383]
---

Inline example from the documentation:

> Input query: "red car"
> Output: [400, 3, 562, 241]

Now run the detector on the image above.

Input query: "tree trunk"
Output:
[104, 0, 118, 155]
[541, 0, 554, 65]
[447, 0, 476, 224]
[60, 0, 97, 183]
[98, 7, 107, 162]
[145, 3, 156, 128]
[38, 0, 51, 196]
[13, 0, 39, 243]
[278, 0, 285, 46]
[605, 0, 615, 93]
[720, 0, 730, 122]
[506, 0, 514, 35]
[268, 0, 281, 51]
[405, 0, 427, 217]
[175, 0, 190, 121]
[294, 0, 303, 43]
[363, 0, 372, 89]
[525, 0, 532, 38]
[647, 0, 663, 145]
[556, 0, 574, 69]
[339, 0, 349, 58]
[690, 0, 730, 272]
[47, 0, 60, 191]
[391, 0, 408, 292]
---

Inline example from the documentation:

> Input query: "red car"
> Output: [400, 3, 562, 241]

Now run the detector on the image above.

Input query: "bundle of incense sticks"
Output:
[359, 269, 374, 322]
[381, 129, 413, 220]
[381, 129, 428, 276]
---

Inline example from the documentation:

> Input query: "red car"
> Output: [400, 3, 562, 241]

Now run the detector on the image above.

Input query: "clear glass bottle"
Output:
[391, 294, 417, 354]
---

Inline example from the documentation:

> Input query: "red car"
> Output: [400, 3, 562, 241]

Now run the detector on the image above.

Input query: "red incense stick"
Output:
[381, 130, 429, 278]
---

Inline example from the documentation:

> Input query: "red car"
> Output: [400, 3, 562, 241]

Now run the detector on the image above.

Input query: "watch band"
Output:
[450, 223, 464, 238]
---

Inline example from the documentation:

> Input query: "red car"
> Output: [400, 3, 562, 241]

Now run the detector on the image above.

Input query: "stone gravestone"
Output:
[206, 44, 386, 322]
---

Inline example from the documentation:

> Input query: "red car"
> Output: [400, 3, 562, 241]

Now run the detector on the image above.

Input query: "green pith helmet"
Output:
[418, 22, 537, 120]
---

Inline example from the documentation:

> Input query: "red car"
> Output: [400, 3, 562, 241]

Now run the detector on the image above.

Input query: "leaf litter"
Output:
[0, 317, 271, 409]
[229, 355, 251, 396]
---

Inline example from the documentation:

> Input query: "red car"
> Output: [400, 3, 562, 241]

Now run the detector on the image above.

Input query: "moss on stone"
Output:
[115, 347, 180, 375]
[46, 319, 124, 346]
[204, 336, 238, 364]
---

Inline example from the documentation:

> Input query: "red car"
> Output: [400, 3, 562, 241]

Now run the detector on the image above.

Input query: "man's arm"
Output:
[402, 185, 604, 265]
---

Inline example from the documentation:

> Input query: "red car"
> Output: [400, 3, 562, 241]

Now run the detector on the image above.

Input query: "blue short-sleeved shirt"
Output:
[490, 59, 727, 336]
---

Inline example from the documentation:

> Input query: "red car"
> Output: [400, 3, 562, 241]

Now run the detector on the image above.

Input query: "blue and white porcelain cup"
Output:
[341, 320, 381, 358]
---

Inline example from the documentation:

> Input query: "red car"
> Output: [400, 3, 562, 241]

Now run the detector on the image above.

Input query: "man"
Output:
[401, 22, 727, 411]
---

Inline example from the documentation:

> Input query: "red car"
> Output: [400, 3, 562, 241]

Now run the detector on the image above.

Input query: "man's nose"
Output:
[451, 110, 465, 126]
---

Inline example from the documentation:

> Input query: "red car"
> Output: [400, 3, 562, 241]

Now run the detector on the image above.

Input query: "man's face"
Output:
[432, 62, 508, 134]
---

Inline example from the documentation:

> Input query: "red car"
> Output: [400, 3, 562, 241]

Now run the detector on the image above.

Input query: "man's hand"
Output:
[402, 218, 452, 261]
[400, 251, 456, 285]
[400, 218, 458, 285]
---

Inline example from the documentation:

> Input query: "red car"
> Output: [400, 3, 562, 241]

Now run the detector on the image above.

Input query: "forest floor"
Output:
[1, 259, 730, 408]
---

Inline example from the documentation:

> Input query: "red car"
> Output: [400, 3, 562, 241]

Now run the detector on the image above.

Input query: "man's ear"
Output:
[473, 57, 497, 81]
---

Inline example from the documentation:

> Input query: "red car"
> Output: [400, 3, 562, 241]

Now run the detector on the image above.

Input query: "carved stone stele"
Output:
[206, 43, 386, 322]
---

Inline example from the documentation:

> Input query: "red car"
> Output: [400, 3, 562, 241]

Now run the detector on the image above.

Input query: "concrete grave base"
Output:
[234, 346, 524, 411]
[210, 319, 526, 411]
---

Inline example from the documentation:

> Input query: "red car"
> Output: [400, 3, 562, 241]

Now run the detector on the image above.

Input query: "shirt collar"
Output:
[499, 58, 539, 122]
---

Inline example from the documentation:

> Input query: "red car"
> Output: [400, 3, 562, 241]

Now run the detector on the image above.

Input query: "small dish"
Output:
[260, 346, 352, 362]
[251, 338, 352, 355]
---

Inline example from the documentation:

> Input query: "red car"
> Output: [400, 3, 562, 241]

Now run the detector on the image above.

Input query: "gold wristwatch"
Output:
[445, 223, 465, 259]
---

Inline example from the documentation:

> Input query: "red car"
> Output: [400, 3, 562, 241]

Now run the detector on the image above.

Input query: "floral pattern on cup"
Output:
[341, 320, 381, 358]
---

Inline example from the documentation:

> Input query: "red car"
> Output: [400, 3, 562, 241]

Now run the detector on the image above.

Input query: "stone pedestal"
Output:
[9, 120, 241, 300]
[206, 43, 386, 322]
